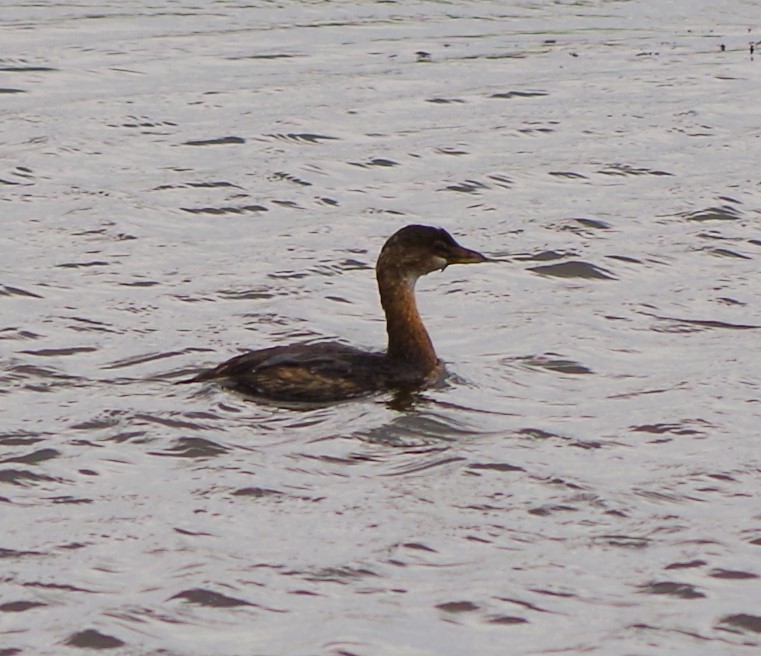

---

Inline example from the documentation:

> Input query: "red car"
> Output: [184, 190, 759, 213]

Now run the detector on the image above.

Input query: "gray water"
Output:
[2, 1, 761, 654]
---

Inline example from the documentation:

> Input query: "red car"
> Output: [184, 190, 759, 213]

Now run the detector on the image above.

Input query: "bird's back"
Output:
[185, 341, 433, 402]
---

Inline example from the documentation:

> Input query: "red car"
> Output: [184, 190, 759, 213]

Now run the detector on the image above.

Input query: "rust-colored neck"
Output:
[376, 267, 438, 372]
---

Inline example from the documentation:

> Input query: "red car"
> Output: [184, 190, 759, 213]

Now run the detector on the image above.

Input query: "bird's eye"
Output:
[432, 240, 449, 256]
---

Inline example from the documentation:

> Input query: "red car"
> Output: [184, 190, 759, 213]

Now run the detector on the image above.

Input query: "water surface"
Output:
[2, 1, 761, 654]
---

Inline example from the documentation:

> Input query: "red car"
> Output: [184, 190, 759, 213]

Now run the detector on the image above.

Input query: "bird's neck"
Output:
[377, 268, 438, 371]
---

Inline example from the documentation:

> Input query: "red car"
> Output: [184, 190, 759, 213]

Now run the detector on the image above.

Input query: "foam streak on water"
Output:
[2, 1, 761, 654]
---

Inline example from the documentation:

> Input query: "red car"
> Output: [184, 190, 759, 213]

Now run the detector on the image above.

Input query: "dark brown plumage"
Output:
[184, 225, 486, 402]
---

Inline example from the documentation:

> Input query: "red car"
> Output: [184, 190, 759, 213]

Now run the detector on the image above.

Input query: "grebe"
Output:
[184, 224, 486, 402]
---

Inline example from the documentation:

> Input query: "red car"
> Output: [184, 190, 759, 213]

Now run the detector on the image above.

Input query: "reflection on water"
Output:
[2, 1, 761, 654]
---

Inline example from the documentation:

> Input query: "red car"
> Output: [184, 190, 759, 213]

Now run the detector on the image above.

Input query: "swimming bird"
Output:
[184, 224, 487, 402]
